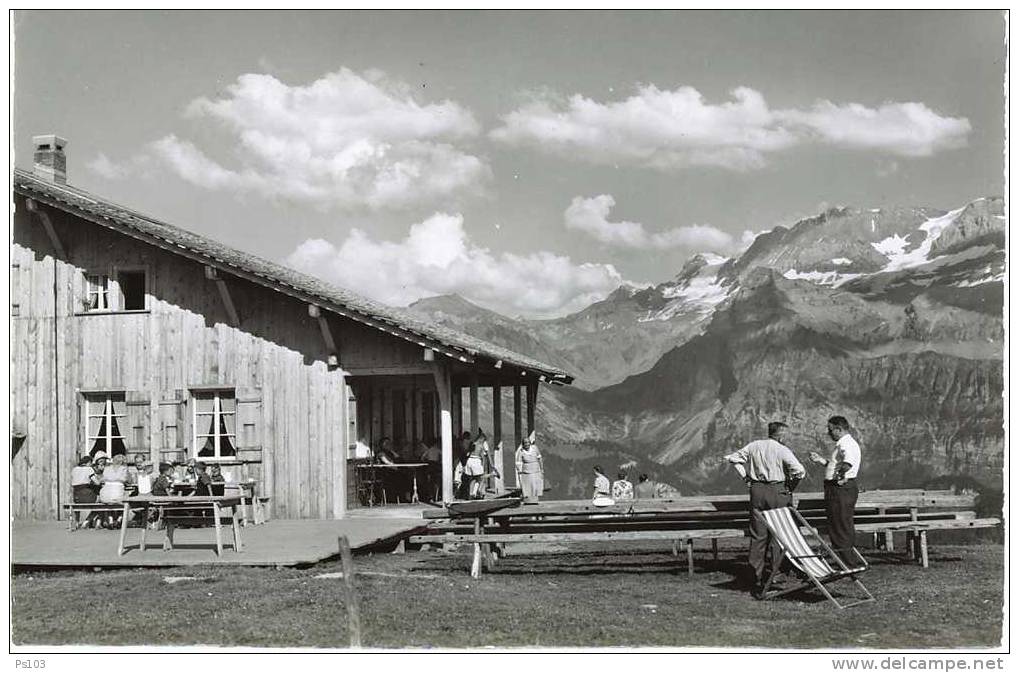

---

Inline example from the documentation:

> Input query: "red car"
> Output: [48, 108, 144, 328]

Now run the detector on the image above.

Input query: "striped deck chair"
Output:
[760, 507, 875, 609]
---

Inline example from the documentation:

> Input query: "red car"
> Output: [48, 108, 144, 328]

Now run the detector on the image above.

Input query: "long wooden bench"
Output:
[62, 503, 147, 531]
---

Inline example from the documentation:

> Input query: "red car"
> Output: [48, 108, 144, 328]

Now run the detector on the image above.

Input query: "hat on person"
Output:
[92, 451, 108, 462]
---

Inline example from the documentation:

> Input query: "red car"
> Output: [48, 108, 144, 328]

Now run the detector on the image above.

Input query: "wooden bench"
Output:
[62, 503, 146, 531]
[410, 528, 748, 578]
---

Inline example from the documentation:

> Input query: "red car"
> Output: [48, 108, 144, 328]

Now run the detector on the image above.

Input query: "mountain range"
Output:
[407, 197, 1005, 498]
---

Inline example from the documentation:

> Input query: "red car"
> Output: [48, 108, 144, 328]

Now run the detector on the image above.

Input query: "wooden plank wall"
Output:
[10, 198, 419, 520]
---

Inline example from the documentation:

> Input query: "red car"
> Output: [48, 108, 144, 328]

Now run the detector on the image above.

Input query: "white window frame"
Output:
[191, 389, 237, 462]
[84, 393, 127, 456]
[84, 273, 112, 312]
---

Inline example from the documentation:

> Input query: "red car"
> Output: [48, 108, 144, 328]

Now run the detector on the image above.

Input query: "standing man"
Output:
[725, 421, 806, 598]
[809, 415, 862, 567]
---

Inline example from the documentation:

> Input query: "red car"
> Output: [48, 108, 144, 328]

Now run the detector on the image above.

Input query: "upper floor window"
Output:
[82, 268, 148, 312]
[86, 274, 111, 311]
[192, 389, 237, 460]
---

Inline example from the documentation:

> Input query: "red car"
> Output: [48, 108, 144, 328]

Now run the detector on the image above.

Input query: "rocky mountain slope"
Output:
[411, 198, 1005, 497]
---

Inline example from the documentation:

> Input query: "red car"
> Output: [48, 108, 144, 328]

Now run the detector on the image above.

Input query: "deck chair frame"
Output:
[760, 507, 875, 609]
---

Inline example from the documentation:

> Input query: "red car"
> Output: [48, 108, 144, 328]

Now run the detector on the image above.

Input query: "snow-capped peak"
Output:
[872, 205, 966, 273]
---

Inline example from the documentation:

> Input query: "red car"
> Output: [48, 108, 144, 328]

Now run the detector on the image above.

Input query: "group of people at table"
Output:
[69, 451, 233, 528]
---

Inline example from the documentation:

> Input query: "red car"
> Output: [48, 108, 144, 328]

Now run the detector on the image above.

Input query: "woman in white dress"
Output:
[515, 438, 544, 504]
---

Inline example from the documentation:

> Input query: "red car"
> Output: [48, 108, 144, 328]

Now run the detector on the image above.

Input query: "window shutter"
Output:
[125, 390, 150, 455]
[76, 394, 85, 458]
[157, 389, 188, 465]
[235, 387, 262, 462]
[177, 389, 191, 457]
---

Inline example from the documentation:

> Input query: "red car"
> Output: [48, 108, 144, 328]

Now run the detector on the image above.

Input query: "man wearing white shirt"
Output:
[725, 421, 806, 596]
[809, 415, 862, 566]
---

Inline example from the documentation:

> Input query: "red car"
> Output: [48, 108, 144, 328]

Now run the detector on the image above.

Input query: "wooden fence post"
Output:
[338, 535, 363, 648]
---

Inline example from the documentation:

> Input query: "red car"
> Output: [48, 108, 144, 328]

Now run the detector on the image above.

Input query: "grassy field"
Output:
[11, 540, 1003, 649]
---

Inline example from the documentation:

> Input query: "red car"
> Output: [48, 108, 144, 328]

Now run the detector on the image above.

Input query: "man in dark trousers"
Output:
[725, 421, 806, 598]
[809, 415, 862, 567]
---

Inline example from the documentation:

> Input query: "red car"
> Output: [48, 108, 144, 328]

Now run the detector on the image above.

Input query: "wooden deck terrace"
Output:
[13, 515, 429, 569]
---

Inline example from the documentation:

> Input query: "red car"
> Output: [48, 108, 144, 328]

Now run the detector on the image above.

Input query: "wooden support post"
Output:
[492, 384, 503, 493]
[452, 387, 462, 440]
[25, 199, 67, 259]
[232, 503, 244, 552]
[308, 304, 340, 367]
[526, 381, 538, 436]
[469, 374, 479, 437]
[117, 502, 130, 556]
[906, 507, 919, 560]
[213, 501, 224, 556]
[711, 538, 719, 561]
[512, 386, 522, 488]
[671, 540, 679, 556]
[878, 507, 893, 551]
[383, 388, 394, 441]
[686, 539, 694, 576]
[482, 517, 496, 572]
[919, 530, 929, 568]
[338, 535, 363, 648]
[370, 382, 381, 449]
[404, 386, 414, 449]
[432, 363, 454, 503]
[204, 266, 240, 326]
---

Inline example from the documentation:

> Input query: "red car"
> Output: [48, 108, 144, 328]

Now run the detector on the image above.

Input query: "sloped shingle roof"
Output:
[13, 168, 572, 384]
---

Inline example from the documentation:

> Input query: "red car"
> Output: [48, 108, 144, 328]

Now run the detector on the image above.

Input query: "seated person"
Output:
[126, 454, 146, 487]
[183, 458, 197, 484]
[135, 461, 154, 496]
[193, 461, 214, 497]
[209, 464, 226, 483]
[375, 437, 397, 465]
[70, 455, 102, 528]
[634, 474, 657, 500]
[71, 455, 100, 504]
[151, 463, 174, 496]
[592, 465, 611, 499]
[148, 463, 175, 527]
[611, 472, 634, 501]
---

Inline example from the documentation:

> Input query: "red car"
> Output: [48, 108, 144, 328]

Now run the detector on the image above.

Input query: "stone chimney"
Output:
[32, 134, 68, 184]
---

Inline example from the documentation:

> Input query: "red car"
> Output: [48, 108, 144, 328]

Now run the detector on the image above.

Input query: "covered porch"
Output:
[345, 353, 567, 509]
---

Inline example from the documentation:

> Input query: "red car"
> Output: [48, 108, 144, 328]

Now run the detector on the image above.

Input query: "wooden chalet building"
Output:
[11, 135, 572, 521]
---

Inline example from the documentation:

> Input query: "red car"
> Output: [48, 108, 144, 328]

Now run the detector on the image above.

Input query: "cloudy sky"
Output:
[13, 10, 1005, 317]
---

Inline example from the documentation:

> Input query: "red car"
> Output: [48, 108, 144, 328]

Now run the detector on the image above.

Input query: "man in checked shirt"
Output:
[725, 421, 806, 598]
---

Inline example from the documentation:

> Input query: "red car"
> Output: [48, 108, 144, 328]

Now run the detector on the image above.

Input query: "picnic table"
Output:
[116, 495, 244, 556]
[170, 480, 264, 525]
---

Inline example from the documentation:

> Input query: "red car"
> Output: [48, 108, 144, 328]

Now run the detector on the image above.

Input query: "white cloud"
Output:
[492, 85, 970, 170]
[564, 194, 754, 255]
[285, 212, 623, 318]
[784, 101, 970, 157]
[95, 69, 490, 210]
